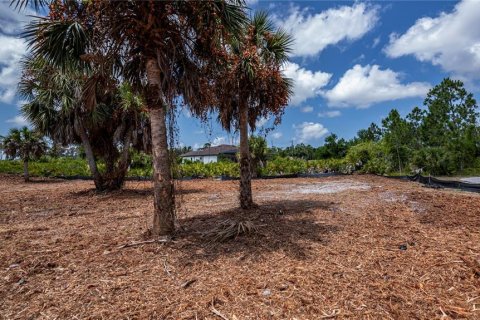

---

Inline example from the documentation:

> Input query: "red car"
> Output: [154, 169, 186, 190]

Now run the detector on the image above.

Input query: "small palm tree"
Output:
[1, 127, 47, 182]
[214, 12, 293, 209]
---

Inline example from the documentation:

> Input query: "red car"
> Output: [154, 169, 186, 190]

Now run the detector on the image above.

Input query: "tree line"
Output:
[254, 78, 478, 176]
[3, 77, 478, 183]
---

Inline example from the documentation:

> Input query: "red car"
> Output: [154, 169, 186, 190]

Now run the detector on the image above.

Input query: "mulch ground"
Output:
[0, 174, 479, 319]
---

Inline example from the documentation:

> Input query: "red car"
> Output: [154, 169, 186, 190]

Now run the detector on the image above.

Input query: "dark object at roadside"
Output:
[385, 174, 480, 193]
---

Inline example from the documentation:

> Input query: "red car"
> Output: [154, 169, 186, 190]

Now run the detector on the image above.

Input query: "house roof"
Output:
[181, 144, 238, 157]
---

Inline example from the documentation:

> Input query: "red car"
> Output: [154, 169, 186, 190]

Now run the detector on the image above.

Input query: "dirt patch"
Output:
[0, 174, 479, 319]
[292, 180, 370, 194]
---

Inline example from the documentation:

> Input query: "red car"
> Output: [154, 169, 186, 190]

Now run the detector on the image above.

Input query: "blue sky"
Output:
[1, 1, 479, 148]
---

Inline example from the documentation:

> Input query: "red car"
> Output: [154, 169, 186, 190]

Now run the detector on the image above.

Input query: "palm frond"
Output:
[10, 0, 48, 11]
[23, 18, 91, 70]
[201, 219, 258, 243]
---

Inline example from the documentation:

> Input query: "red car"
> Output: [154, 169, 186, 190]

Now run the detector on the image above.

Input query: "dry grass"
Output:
[0, 174, 479, 319]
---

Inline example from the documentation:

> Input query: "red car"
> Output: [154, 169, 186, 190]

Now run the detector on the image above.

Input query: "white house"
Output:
[180, 144, 238, 164]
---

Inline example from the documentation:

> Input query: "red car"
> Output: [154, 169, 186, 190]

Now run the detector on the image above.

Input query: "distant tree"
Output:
[406, 106, 426, 150]
[381, 109, 413, 173]
[357, 123, 382, 142]
[421, 78, 478, 170]
[282, 143, 316, 160]
[322, 134, 348, 159]
[1, 127, 47, 182]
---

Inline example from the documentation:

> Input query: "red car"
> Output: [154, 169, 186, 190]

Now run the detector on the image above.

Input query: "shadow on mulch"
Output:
[24, 178, 66, 184]
[174, 199, 339, 262]
[69, 187, 203, 199]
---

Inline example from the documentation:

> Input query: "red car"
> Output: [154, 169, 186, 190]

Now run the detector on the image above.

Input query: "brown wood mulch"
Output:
[0, 174, 479, 319]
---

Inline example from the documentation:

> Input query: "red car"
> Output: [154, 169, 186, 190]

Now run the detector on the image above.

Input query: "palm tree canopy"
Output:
[19, 56, 151, 155]
[213, 11, 294, 133]
[1, 127, 47, 161]
[17, 0, 249, 126]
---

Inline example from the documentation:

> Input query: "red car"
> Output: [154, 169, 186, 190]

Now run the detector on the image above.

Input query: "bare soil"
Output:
[0, 174, 479, 319]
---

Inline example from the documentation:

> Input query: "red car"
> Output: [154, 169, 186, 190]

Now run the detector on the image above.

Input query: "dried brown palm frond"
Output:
[202, 219, 258, 243]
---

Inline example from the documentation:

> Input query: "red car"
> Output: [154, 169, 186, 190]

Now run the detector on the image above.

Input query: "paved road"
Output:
[461, 177, 480, 184]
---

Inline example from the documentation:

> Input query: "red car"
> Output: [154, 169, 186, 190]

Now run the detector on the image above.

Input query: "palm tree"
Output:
[19, 56, 150, 191]
[1, 127, 47, 182]
[13, 0, 247, 236]
[99, 1, 247, 236]
[212, 12, 293, 209]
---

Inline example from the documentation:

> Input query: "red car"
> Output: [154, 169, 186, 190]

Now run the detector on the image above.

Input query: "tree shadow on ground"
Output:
[69, 187, 203, 199]
[24, 178, 67, 184]
[173, 199, 339, 263]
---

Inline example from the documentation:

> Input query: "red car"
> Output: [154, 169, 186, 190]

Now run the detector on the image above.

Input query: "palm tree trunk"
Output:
[117, 124, 133, 177]
[146, 57, 175, 236]
[76, 118, 103, 190]
[23, 159, 29, 182]
[239, 101, 253, 209]
[100, 124, 133, 191]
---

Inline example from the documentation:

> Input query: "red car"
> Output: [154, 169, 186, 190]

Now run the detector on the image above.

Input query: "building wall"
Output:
[183, 155, 218, 164]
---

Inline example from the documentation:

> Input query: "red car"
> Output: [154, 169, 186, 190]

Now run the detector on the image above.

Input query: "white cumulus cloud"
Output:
[0, 2, 35, 36]
[301, 106, 314, 113]
[323, 64, 431, 108]
[271, 132, 283, 139]
[0, 35, 27, 103]
[6, 115, 28, 127]
[276, 3, 379, 57]
[318, 110, 341, 118]
[385, 0, 480, 81]
[0, 3, 33, 104]
[283, 62, 331, 106]
[211, 136, 227, 146]
[255, 116, 270, 128]
[294, 122, 328, 143]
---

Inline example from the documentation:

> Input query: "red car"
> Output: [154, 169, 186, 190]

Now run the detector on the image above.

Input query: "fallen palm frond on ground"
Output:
[201, 219, 259, 243]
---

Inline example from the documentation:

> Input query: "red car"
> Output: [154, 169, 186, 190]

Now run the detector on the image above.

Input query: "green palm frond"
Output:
[213, 0, 248, 38]
[10, 0, 48, 11]
[119, 83, 145, 111]
[265, 29, 293, 64]
[251, 11, 274, 44]
[24, 18, 91, 70]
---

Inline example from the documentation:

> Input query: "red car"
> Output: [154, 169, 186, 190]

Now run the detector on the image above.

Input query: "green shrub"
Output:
[410, 147, 457, 176]
[346, 141, 390, 174]
[178, 161, 239, 178]
[0, 158, 90, 177]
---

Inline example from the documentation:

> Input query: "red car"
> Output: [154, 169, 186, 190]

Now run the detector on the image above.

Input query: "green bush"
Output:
[260, 157, 351, 175]
[410, 147, 457, 176]
[346, 141, 391, 174]
[178, 161, 239, 178]
[0, 158, 90, 177]
[261, 157, 306, 175]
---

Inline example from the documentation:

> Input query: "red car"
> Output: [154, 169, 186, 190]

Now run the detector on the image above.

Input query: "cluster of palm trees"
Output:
[10, 0, 293, 236]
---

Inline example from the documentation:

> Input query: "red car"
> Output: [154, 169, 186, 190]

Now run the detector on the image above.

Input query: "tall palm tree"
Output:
[98, 1, 247, 236]
[212, 12, 293, 209]
[13, 0, 247, 236]
[1, 127, 47, 182]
